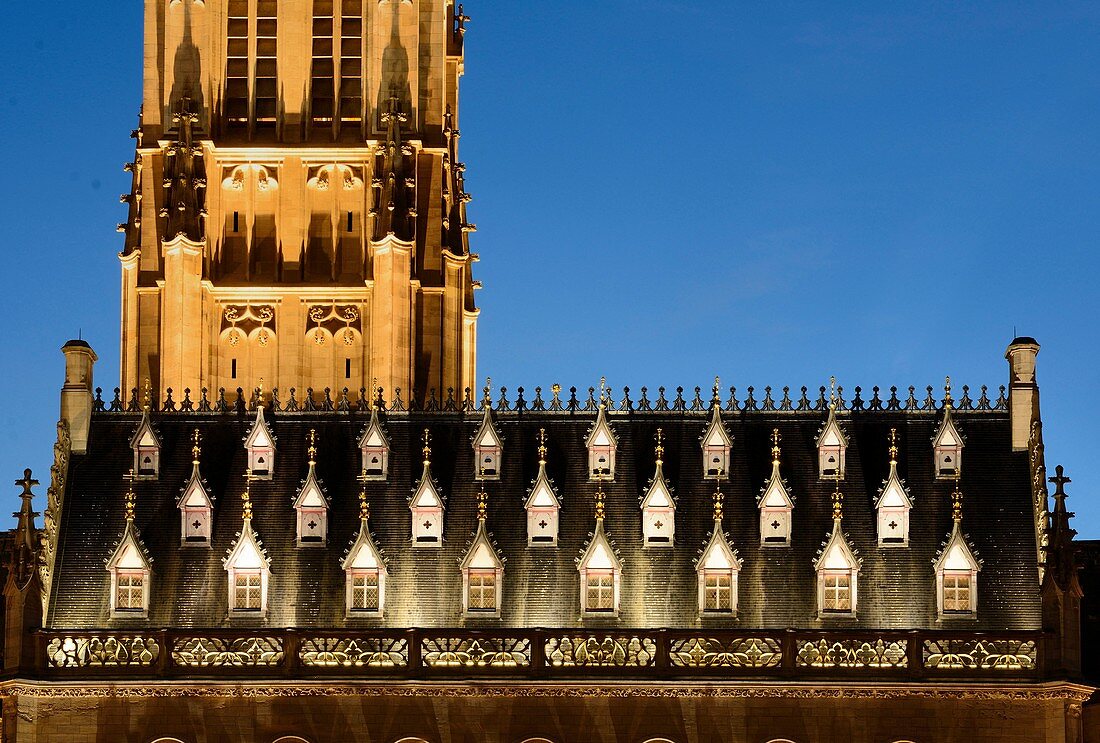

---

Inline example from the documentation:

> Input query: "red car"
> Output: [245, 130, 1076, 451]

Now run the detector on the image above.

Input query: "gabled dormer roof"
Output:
[293, 462, 329, 509]
[341, 520, 387, 573]
[410, 463, 444, 509]
[814, 520, 860, 572]
[932, 407, 965, 449]
[358, 406, 389, 449]
[223, 519, 270, 571]
[129, 410, 161, 449]
[176, 462, 213, 509]
[460, 519, 504, 571]
[640, 461, 675, 509]
[875, 461, 913, 509]
[524, 460, 561, 509]
[934, 522, 982, 573]
[700, 404, 732, 449]
[585, 404, 617, 448]
[578, 520, 622, 572]
[244, 405, 275, 449]
[815, 406, 848, 448]
[757, 460, 794, 508]
[106, 522, 152, 572]
[472, 407, 503, 449]
[696, 522, 742, 572]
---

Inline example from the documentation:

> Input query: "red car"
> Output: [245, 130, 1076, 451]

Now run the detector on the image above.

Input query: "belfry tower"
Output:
[118, 0, 479, 404]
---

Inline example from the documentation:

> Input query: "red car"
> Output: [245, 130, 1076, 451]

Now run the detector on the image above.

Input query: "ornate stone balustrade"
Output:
[36, 628, 1045, 681]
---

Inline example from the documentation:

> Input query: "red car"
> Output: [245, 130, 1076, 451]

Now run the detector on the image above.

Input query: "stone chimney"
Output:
[60, 340, 98, 455]
[1005, 337, 1040, 451]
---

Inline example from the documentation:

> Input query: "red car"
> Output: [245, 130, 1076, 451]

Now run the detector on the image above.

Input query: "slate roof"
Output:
[48, 408, 1041, 630]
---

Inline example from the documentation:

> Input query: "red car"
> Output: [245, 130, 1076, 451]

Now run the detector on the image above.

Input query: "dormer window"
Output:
[107, 526, 152, 619]
[358, 406, 390, 480]
[641, 441, 675, 547]
[932, 407, 965, 479]
[578, 522, 622, 616]
[935, 523, 980, 618]
[130, 410, 161, 480]
[816, 406, 847, 479]
[696, 522, 741, 615]
[473, 407, 504, 480]
[700, 405, 732, 479]
[293, 438, 329, 546]
[410, 432, 444, 546]
[525, 432, 561, 546]
[343, 514, 387, 617]
[758, 431, 793, 546]
[876, 433, 913, 546]
[585, 404, 617, 480]
[177, 457, 214, 545]
[815, 523, 860, 617]
[244, 405, 276, 479]
[224, 524, 270, 615]
[460, 521, 504, 618]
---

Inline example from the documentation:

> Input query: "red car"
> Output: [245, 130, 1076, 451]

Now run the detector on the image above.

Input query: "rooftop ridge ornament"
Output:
[191, 429, 202, 465]
[655, 428, 665, 466]
[356, 469, 371, 524]
[477, 476, 488, 521]
[121, 469, 138, 523]
[771, 428, 782, 465]
[944, 376, 953, 410]
[482, 377, 492, 408]
[594, 473, 606, 522]
[422, 429, 432, 466]
[307, 429, 318, 466]
[832, 478, 844, 522]
[713, 475, 725, 523]
[142, 378, 152, 413]
[537, 428, 548, 464]
[889, 428, 899, 464]
[952, 469, 964, 524]
[242, 468, 259, 523]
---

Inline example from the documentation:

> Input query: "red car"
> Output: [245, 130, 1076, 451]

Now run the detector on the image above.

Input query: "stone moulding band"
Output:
[0, 680, 1093, 703]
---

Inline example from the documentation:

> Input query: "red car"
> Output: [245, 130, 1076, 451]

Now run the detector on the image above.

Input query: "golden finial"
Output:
[356, 470, 370, 523]
[422, 429, 432, 464]
[307, 429, 318, 465]
[551, 383, 561, 404]
[829, 376, 837, 409]
[477, 480, 488, 521]
[944, 376, 953, 409]
[713, 481, 724, 523]
[143, 378, 152, 412]
[122, 468, 137, 523]
[594, 473, 606, 521]
[537, 428, 548, 464]
[888, 428, 898, 464]
[258, 378, 265, 401]
[655, 428, 664, 465]
[372, 378, 380, 408]
[951, 471, 963, 523]
[771, 428, 781, 465]
[241, 468, 256, 522]
[483, 377, 492, 405]
[599, 376, 607, 404]
[832, 478, 844, 521]
[191, 429, 202, 464]
[713, 376, 721, 405]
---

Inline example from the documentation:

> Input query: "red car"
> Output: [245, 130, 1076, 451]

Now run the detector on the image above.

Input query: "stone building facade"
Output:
[0, 2, 1096, 742]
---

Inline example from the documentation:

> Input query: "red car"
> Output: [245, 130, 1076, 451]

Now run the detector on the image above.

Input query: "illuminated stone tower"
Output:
[118, 0, 479, 404]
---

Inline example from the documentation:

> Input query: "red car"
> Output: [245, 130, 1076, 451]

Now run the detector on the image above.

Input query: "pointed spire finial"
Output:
[599, 376, 607, 405]
[477, 478, 488, 521]
[713, 376, 721, 406]
[888, 428, 898, 464]
[771, 428, 781, 465]
[713, 480, 724, 523]
[422, 429, 432, 465]
[356, 469, 370, 523]
[122, 469, 137, 523]
[258, 378, 265, 401]
[655, 428, 664, 465]
[832, 478, 844, 521]
[1050, 464, 1071, 498]
[594, 472, 606, 521]
[191, 428, 202, 464]
[15, 469, 38, 498]
[242, 468, 257, 522]
[951, 471, 963, 524]
[944, 376, 953, 409]
[143, 378, 152, 412]
[483, 377, 492, 405]
[829, 376, 837, 409]
[537, 428, 548, 464]
[307, 429, 318, 465]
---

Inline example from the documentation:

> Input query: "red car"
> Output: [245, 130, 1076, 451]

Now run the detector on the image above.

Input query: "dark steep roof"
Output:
[49, 408, 1041, 630]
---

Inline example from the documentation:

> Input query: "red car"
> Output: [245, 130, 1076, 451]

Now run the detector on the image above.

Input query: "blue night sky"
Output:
[0, 3, 1097, 533]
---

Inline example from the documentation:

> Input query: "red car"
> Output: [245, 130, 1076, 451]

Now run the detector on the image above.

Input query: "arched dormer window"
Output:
[244, 404, 275, 479]
[876, 430, 913, 546]
[815, 404, 847, 479]
[342, 490, 387, 617]
[585, 403, 617, 480]
[177, 431, 214, 545]
[293, 431, 329, 546]
[700, 401, 732, 479]
[130, 409, 161, 480]
[358, 405, 390, 480]
[932, 403, 965, 479]
[525, 429, 561, 546]
[410, 430, 444, 546]
[640, 430, 675, 546]
[472, 406, 503, 479]
[758, 430, 793, 546]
